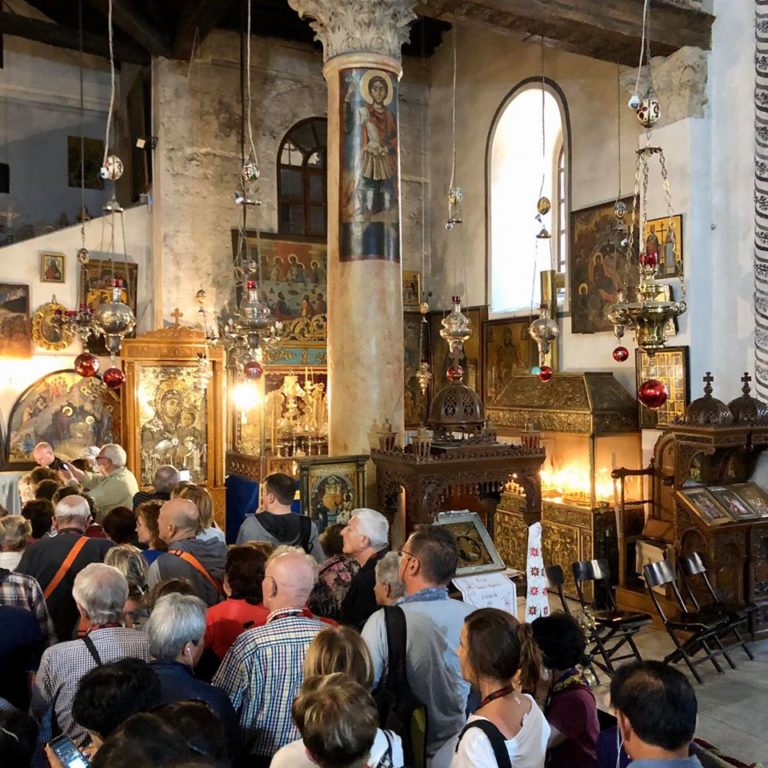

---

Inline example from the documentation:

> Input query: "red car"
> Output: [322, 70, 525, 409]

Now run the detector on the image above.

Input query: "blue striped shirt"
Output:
[212, 607, 326, 758]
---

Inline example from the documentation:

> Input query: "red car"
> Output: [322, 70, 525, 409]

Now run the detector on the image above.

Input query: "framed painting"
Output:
[482, 317, 538, 407]
[339, 67, 400, 263]
[0, 283, 32, 358]
[32, 300, 75, 351]
[120, 327, 226, 525]
[643, 214, 682, 278]
[298, 454, 368, 533]
[40, 252, 65, 283]
[730, 482, 768, 518]
[79, 257, 138, 355]
[402, 270, 421, 308]
[570, 196, 636, 333]
[635, 346, 690, 429]
[234, 230, 327, 346]
[676, 487, 731, 527]
[435, 511, 506, 575]
[404, 312, 429, 427]
[708, 485, 759, 522]
[430, 306, 487, 396]
[137, 364, 209, 487]
[4, 370, 119, 469]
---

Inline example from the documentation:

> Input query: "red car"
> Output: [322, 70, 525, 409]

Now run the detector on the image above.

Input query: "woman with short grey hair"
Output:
[72, 563, 129, 626]
[144, 594, 206, 664]
[374, 551, 405, 606]
[144, 594, 241, 756]
[0, 515, 32, 570]
[105, 545, 149, 629]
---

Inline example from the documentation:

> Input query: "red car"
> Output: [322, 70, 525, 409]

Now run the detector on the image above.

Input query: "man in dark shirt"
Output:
[32, 441, 65, 471]
[132, 464, 180, 510]
[339, 508, 389, 630]
[17, 495, 113, 640]
[0, 605, 45, 709]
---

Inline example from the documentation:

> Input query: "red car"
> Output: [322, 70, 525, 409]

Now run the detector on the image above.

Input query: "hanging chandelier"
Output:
[605, 0, 687, 409]
[206, 0, 281, 378]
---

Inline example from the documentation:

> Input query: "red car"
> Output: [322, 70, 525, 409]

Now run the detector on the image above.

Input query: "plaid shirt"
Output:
[213, 607, 326, 758]
[30, 627, 150, 746]
[0, 569, 56, 646]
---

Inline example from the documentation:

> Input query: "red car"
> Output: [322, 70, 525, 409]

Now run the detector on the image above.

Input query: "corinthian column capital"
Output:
[288, 0, 417, 62]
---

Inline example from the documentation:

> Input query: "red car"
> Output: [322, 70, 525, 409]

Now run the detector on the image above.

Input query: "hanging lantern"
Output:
[537, 196, 551, 215]
[77, 247, 90, 266]
[447, 363, 464, 382]
[636, 96, 661, 129]
[529, 303, 559, 363]
[102, 367, 125, 390]
[416, 361, 432, 395]
[638, 378, 668, 409]
[75, 352, 100, 378]
[93, 279, 136, 344]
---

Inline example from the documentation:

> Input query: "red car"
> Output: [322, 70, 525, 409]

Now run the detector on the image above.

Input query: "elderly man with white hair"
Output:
[132, 464, 180, 510]
[145, 594, 241, 758]
[61, 443, 139, 518]
[17, 495, 114, 640]
[214, 545, 327, 767]
[31, 441, 66, 470]
[339, 507, 390, 629]
[30, 563, 150, 747]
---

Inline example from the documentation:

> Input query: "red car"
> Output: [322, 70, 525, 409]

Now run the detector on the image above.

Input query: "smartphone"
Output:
[179, 469, 191, 481]
[48, 735, 91, 768]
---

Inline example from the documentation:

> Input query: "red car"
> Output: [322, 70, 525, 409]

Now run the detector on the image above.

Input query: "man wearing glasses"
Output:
[362, 525, 474, 760]
[60, 444, 139, 520]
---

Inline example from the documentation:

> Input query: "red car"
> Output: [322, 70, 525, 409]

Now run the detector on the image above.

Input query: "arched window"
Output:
[277, 117, 327, 237]
[487, 82, 569, 315]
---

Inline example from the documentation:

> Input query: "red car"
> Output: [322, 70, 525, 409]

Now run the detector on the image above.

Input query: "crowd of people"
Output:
[0, 443, 706, 768]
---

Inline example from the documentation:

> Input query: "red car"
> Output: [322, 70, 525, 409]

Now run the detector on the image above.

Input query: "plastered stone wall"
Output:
[152, 31, 428, 325]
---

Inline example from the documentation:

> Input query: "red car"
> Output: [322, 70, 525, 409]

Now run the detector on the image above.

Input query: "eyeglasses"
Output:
[398, 548, 419, 564]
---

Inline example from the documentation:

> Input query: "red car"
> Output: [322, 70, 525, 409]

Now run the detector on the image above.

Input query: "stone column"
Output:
[288, 0, 416, 455]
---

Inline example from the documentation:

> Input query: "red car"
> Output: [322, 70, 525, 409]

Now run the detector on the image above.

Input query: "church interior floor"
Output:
[520, 595, 768, 764]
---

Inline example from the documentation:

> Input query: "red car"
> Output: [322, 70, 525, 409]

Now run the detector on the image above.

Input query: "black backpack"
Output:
[373, 606, 428, 768]
[456, 719, 512, 768]
[255, 512, 312, 553]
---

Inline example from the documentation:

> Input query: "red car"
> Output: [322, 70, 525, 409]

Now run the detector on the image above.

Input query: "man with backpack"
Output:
[236, 473, 324, 562]
[363, 525, 474, 763]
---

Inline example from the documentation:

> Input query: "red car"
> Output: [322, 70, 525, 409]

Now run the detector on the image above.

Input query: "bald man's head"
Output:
[157, 497, 199, 544]
[263, 546, 319, 612]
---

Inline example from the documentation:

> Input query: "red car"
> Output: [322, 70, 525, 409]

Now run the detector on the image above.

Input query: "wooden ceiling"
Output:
[2, 0, 713, 66]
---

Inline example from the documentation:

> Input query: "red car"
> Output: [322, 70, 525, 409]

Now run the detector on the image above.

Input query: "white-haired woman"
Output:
[0, 515, 32, 570]
[144, 594, 241, 757]
[104, 545, 149, 629]
[339, 508, 391, 629]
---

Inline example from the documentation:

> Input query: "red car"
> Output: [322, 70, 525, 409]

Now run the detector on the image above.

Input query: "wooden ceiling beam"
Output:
[416, 0, 714, 66]
[173, 0, 238, 60]
[0, 10, 150, 64]
[86, 0, 173, 58]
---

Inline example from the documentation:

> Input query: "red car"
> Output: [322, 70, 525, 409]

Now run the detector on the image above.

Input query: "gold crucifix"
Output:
[170, 308, 184, 327]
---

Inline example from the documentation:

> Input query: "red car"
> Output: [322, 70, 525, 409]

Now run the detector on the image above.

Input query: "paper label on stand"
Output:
[453, 571, 517, 614]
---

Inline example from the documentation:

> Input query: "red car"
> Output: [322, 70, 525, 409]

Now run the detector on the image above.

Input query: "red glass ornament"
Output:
[638, 378, 668, 409]
[447, 364, 464, 382]
[537, 365, 553, 382]
[613, 346, 629, 362]
[640, 251, 658, 268]
[102, 367, 125, 390]
[74, 352, 100, 378]
[244, 360, 264, 380]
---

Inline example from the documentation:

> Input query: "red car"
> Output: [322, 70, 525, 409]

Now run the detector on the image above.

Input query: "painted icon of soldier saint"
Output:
[345, 72, 398, 215]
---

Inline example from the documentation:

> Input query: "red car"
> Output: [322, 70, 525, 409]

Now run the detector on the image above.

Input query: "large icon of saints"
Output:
[139, 369, 207, 485]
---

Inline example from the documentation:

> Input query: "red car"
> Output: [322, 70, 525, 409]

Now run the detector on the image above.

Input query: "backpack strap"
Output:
[383, 605, 407, 690]
[168, 549, 224, 595]
[82, 635, 103, 666]
[43, 536, 89, 599]
[298, 515, 312, 554]
[456, 720, 512, 768]
[371, 729, 395, 768]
